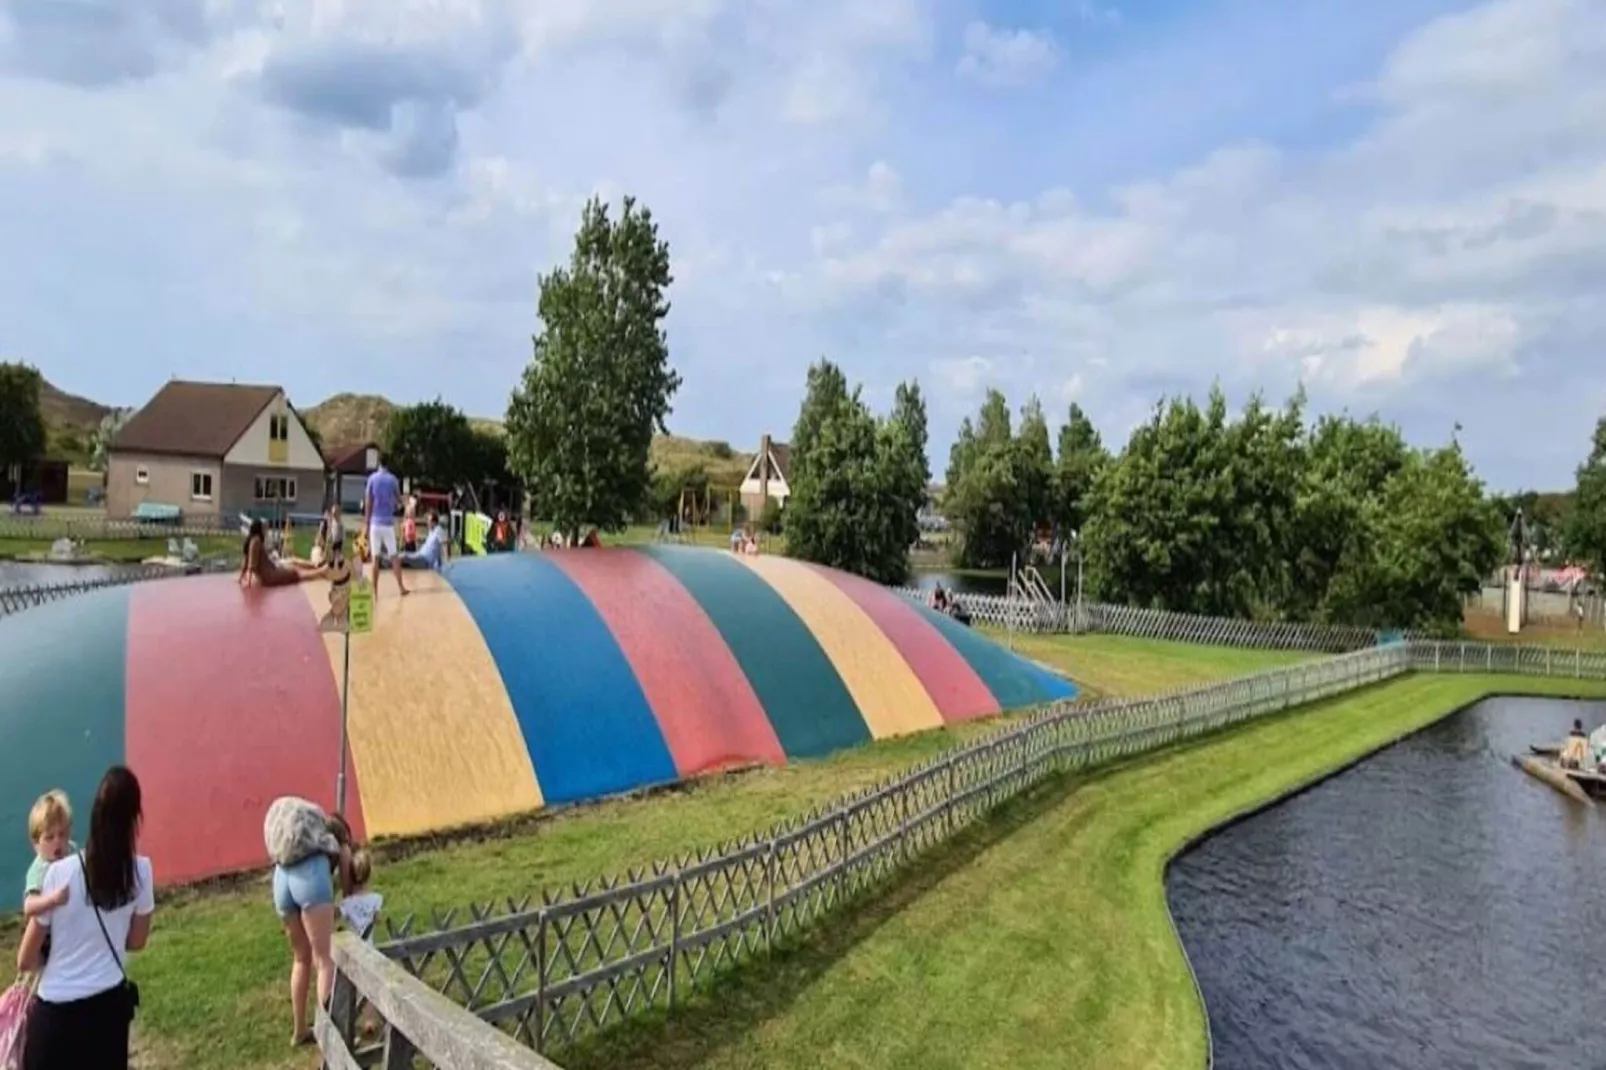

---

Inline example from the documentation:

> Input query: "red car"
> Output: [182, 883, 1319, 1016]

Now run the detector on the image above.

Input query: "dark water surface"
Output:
[1167, 696, 1606, 1070]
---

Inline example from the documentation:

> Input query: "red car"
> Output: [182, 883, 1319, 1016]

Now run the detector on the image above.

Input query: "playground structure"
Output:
[0, 546, 1074, 909]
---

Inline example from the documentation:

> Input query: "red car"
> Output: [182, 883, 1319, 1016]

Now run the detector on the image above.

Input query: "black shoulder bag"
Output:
[80, 854, 141, 1023]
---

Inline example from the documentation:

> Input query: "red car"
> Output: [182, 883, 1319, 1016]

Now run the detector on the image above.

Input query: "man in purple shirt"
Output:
[363, 455, 409, 598]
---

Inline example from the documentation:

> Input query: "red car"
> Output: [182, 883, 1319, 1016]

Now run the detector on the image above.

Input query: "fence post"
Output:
[836, 811, 849, 904]
[1434, 642, 1440, 672]
[945, 758, 957, 836]
[1547, 647, 1552, 676]
[381, 1029, 418, 1070]
[764, 839, 777, 949]
[329, 968, 357, 1053]
[667, 872, 680, 1010]
[534, 909, 548, 1054]
[1486, 644, 1492, 672]
[898, 783, 910, 866]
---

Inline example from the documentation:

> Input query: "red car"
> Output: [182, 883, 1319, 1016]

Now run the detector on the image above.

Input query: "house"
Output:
[106, 380, 327, 523]
[738, 434, 791, 520]
[325, 442, 381, 513]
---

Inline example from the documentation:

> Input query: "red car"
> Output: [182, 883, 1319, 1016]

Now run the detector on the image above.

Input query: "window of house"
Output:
[269, 414, 290, 442]
[134, 466, 149, 485]
[191, 471, 213, 501]
[254, 476, 297, 501]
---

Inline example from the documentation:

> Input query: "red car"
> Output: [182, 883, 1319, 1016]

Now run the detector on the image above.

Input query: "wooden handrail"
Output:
[317, 932, 563, 1070]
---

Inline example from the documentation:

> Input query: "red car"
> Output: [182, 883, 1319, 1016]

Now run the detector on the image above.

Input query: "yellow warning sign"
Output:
[348, 581, 374, 635]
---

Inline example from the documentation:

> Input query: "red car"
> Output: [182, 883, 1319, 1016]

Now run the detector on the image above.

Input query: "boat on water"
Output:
[1513, 754, 1601, 803]
[1517, 732, 1606, 802]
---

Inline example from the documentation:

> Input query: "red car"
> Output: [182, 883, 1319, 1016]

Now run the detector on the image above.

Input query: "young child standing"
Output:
[23, 790, 74, 919]
[337, 848, 382, 939]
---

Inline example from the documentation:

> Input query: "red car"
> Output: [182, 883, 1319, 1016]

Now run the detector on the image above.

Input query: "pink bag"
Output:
[0, 974, 38, 1070]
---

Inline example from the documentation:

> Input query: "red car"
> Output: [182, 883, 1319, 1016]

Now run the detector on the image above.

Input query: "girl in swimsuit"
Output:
[240, 519, 328, 588]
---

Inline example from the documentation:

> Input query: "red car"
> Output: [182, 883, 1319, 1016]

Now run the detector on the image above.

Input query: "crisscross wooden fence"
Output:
[364, 646, 1414, 1063]
[894, 586, 1407, 651]
[318, 932, 560, 1070]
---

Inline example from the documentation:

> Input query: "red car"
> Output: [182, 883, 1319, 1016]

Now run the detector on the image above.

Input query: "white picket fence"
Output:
[893, 587, 1394, 652]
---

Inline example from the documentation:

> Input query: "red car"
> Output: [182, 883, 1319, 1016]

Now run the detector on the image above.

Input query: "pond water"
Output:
[0, 561, 144, 587]
[1167, 696, 1606, 1070]
[910, 571, 1009, 596]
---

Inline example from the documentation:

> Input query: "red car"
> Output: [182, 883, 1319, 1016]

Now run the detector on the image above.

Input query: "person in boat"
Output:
[1560, 719, 1590, 770]
[1590, 722, 1606, 772]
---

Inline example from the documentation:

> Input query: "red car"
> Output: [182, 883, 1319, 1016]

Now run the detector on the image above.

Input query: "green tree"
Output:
[505, 196, 681, 540]
[649, 463, 707, 521]
[884, 380, 931, 553]
[1289, 414, 1409, 622]
[945, 417, 977, 492]
[0, 362, 47, 477]
[1213, 391, 1306, 615]
[1083, 393, 1227, 613]
[1017, 395, 1054, 530]
[943, 389, 1037, 569]
[1566, 416, 1606, 579]
[1323, 443, 1503, 632]
[383, 399, 482, 488]
[976, 389, 1012, 448]
[465, 428, 512, 496]
[1053, 403, 1107, 537]
[785, 366, 928, 584]
[790, 360, 851, 477]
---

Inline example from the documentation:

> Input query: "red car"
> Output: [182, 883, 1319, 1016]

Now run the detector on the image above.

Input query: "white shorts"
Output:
[369, 523, 398, 558]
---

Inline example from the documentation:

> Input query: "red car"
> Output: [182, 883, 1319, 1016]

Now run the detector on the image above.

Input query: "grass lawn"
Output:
[1001, 631, 1314, 698]
[1462, 609, 1606, 651]
[570, 672, 1606, 1070]
[0, 635, 1282, 1070]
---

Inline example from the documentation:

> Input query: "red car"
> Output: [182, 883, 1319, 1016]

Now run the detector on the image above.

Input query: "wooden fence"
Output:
[318, 932, 562, 1070]
[365, 646, 1413, 1061]
[894, 586, 1404, 651]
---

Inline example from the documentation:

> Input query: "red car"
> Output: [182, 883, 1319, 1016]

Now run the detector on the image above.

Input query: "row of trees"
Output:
[9, 187, 1601, 641]
[936, 386, 1512, 633]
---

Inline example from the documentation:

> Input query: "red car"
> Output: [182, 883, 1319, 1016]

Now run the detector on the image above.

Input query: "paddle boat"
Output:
[1517, 726, 1606, 803]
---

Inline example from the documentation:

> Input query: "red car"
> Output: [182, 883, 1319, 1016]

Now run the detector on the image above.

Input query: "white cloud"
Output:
[1, 0, 1603, 491]
[956, 21, 1059, 88]
[809, 0, 1606, 460]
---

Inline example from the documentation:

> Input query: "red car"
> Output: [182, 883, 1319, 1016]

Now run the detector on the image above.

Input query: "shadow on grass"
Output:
[556, 680, 1411, 1070]
[558, 769, 1083, 1070]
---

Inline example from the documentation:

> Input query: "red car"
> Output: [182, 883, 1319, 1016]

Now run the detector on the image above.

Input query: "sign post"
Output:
[338, 579, 374, 815]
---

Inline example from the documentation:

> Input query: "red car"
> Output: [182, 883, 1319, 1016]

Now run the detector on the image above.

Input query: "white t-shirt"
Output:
[339, 891, 383, 939]
[35, 854, 155, 1004]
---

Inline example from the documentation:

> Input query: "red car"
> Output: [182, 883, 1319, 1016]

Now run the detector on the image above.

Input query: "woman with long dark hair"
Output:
[16, 766, 153, 1070]
[238, 518, 327, 588]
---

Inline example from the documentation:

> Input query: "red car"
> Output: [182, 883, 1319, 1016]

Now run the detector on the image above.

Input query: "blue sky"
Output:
[1, 0, 1603, 490]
